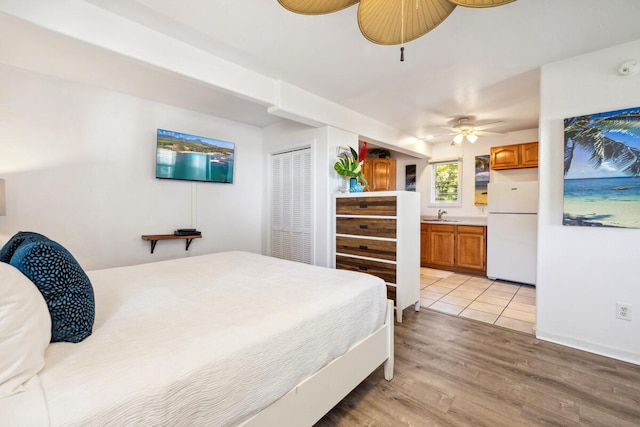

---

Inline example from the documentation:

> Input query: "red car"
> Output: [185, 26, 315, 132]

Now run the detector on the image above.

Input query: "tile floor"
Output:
[420, 267, 536, 335]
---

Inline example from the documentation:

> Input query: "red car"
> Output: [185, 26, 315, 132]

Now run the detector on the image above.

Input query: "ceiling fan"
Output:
[444, 117, 506, 144]
[277, 0, 516, 61]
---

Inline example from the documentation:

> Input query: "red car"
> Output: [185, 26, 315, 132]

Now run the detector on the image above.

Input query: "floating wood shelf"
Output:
[141, 234, 202, 254]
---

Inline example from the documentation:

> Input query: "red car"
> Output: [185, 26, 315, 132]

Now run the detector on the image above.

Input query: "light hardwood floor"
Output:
[316, 309, 640, 426]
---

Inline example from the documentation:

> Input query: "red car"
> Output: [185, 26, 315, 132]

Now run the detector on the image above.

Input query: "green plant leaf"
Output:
[350, 146, 358, 161]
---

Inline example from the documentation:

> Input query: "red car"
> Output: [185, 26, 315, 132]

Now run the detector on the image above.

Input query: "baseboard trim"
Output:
[536, 329, 640, 366]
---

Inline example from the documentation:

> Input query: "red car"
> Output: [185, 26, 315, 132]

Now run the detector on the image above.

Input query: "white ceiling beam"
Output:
[0, 0, 428, 157]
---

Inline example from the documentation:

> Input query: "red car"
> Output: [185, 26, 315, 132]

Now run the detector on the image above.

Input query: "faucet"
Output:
[437, 209, 447, 220]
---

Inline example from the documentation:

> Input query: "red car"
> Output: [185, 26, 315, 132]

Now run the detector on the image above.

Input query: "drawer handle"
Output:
[359, 203, 368, 209]
[359, 224, 368, 229]
[359, 266, 369, 271]
[359, 245, 368, 250]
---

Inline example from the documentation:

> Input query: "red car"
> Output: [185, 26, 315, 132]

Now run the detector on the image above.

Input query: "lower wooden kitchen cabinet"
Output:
[420, 223, 486, 275]
[425, 224, 455, 268]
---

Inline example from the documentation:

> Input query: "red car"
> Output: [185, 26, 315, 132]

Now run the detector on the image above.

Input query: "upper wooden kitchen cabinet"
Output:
[520, 142, 539, 168]
[490, 142, 538, 170]
[362, 158, 397, 191]
[421, 223, 486, 275]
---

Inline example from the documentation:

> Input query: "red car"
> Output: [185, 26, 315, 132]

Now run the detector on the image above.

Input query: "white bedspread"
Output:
[32, 251, 386, 426]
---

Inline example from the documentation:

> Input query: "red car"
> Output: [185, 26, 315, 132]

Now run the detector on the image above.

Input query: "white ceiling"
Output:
[7, 0, 640, 145]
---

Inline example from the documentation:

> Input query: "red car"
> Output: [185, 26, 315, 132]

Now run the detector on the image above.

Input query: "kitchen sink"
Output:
[421, 218, 462, 223]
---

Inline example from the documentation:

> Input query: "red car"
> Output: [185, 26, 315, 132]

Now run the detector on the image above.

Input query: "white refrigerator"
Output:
[487, 181, 538, 285]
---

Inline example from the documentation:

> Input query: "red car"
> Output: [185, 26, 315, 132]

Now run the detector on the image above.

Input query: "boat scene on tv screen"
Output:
[156, 129, 235, 183]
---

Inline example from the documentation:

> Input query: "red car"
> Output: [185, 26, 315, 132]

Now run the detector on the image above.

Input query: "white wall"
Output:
[262, 122, 358, 267]
[0, 64, 263, 270]
[537, 39, 640, 364]
[0, 4, 430, 159]
[393, 129, 539, 217]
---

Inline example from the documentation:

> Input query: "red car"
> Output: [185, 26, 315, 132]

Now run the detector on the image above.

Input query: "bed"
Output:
[1, 247, 393, 426]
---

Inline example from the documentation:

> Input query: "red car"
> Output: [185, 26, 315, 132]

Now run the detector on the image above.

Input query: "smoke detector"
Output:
[618, 60, 639, 76]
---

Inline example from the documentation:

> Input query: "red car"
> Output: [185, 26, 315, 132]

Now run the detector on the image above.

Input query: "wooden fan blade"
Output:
[358, 0, 456, 45]
[278, 0, 359, 15]
[447, 0, 516, 7]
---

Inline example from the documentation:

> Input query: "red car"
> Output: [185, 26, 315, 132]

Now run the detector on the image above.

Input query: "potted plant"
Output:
[334, 144, 370, 191]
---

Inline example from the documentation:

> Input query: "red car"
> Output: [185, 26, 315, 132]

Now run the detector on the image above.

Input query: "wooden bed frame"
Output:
[241, 300, 395, 426]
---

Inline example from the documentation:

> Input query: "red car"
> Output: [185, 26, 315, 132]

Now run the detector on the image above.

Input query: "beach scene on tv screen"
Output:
[156, 129, 234, 183]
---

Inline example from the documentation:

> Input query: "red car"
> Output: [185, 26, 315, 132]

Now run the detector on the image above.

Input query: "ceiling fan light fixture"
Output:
[466, 134, 478, 143]
[453, 134, 464, 144]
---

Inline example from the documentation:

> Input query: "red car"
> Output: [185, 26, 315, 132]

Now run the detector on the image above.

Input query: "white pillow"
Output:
[0, 262, 51, 397]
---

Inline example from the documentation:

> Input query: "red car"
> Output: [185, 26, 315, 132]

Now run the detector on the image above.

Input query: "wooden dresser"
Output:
[334, 191, 420, 322]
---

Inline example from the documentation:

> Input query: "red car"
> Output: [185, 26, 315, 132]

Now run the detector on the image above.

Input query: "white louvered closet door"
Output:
[271, 148, 312, 264]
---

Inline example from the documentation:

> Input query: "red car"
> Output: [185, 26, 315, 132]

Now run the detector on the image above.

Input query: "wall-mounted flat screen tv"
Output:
[156, 129, 235, 183]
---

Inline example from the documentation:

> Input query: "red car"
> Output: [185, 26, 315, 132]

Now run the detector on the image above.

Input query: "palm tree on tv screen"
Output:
[564, 109, 640, 177]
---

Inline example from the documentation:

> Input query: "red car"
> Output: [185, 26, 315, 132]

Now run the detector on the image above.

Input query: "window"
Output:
[430, 159, 461, 206]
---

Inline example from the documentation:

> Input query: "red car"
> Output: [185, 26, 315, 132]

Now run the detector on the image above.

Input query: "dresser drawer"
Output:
[336, 196, 397, 216]
[336, 236, 396, 261]
[336, 217, 397, 238]
[336, 255, 397, 284]
[386, 285, 397, 302]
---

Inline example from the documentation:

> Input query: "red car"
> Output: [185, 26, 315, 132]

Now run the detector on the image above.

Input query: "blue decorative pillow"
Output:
[0, 231, 50, 263]
[10, 240, 95, 343]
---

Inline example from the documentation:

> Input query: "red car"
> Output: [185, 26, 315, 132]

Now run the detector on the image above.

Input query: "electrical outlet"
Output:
[616, 303, 632, 321]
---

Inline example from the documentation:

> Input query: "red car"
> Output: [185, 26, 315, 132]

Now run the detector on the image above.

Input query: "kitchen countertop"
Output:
[421, 216, 488, 226]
